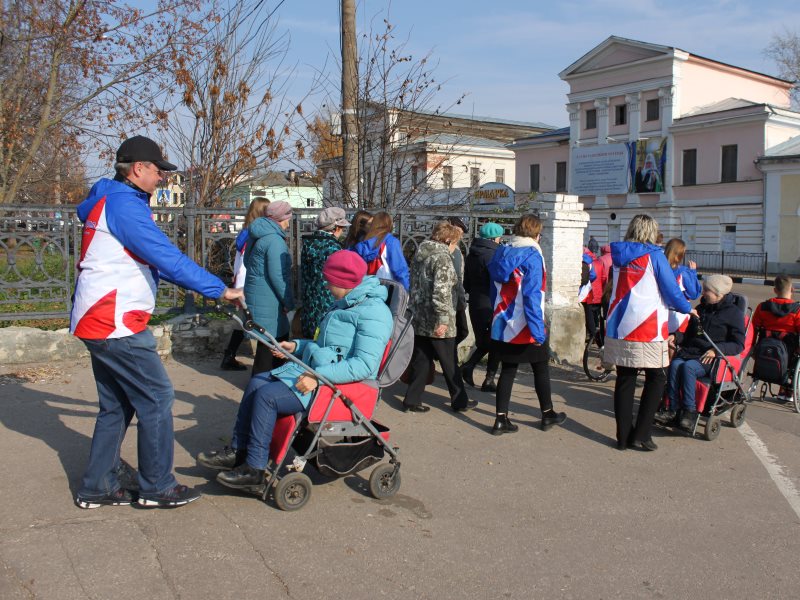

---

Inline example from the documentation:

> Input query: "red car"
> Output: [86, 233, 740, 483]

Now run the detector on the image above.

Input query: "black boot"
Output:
[491, 414, 519, 436]
[460, 362, 477, 387]
[220, 351, 247, 371]
[217, 463, 265, 489]
[679, 411, 699, 432]
[197, 446, 246, 471]
[481, 369, 497, 393]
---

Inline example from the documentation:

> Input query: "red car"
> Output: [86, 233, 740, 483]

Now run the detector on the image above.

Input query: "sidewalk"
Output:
[1, 356, 798, 599]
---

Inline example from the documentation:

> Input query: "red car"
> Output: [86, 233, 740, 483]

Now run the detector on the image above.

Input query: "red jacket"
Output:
[585, 251, 612, 305]
[752, 298, 800, 334]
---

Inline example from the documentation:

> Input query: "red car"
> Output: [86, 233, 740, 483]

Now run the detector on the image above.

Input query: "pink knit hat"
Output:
[265, 200, 293, 222]
[323, 250, 367, 289]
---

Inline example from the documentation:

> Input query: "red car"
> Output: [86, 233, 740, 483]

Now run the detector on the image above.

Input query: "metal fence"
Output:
[1, 203, 771, 322]
[0, 204, 522, 322]
[685, 250, 768, 279]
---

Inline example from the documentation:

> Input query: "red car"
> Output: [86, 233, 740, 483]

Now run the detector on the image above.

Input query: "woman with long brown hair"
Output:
[343, 209, 372, 249]
[352, 211, 409, 290]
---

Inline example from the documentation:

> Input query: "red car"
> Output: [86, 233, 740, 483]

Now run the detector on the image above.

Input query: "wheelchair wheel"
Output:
[793, 360, 800, 414]
[703, 416, 721, 441]
[729, 404, 746, 428]
[274, 472, 312, 511]
[369, 463, 401, 499]
[582, 336, 612, 382]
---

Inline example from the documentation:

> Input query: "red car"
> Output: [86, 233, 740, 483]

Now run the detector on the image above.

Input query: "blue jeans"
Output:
[231, 374, 304, 470]
[79, 330, 177, 499]
[667, 357, 711, 412]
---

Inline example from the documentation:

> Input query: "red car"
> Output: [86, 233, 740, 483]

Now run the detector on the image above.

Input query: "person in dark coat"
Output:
[665, 274, 745, 430]
[300, 207, 349, 338]
[461, 222, 503, 392]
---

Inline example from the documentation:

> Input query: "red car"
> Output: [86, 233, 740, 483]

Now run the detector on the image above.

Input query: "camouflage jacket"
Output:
[409, 240, 458, 338]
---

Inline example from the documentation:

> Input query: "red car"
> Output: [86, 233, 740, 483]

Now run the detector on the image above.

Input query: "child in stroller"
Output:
[198, 250, 394, 491]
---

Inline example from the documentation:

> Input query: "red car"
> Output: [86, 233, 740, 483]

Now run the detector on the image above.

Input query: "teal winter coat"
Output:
[270, 276, 393, 407]
[243, 217, 295, 337]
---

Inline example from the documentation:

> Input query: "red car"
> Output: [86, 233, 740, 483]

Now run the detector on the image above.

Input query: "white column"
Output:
[567, 103, 580, 146]
[593, 98, 610, 208]
[657, 86, 676, 207]
[625, 92, 641, 208]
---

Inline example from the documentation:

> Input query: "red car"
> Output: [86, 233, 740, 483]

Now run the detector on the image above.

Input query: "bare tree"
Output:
[765, 28, 800, 105]
[163, 0, 309, 208]
[299, 10, 468, 210]
[0, 0, 212, 204]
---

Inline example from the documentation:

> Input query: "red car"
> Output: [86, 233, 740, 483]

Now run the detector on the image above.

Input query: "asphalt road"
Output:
[1, 346, 797, 600]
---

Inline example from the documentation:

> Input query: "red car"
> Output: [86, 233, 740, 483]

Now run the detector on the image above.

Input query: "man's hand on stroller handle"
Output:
[221, 287, 244, 304]
[295, 373, 318, 393]
[272, 340, 297, 358]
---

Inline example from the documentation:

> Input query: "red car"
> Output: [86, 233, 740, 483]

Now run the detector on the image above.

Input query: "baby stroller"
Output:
[748, 329, 800, 414]
[216, 279, 413, 511]
[663, 294, 755, 441]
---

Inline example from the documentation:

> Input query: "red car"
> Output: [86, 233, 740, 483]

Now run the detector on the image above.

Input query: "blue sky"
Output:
[271, 0, 797, 128]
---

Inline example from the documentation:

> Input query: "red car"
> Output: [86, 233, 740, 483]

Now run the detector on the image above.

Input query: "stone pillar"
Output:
[657, 86, 676, 207]
[593, 98, 610, 209]
[567, 103, 580, 147]
[538, 193, 590, 364]
[625, 92, 641, 208]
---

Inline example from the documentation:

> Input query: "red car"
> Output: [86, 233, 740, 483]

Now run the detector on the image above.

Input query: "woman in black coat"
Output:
[461, 223, 504, 392]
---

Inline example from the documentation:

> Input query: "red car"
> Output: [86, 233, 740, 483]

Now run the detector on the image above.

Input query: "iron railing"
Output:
[0, 204, 522, 321]
[685, 250, 768, 279]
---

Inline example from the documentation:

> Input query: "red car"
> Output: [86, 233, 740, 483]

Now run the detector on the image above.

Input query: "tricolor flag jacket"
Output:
[70, 178, 225, 340]
[489, 236, 547, 345]
[606, 241, 692, 343]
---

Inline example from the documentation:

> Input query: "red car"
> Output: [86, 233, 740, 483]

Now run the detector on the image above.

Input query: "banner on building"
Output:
[570, 143, 630, 196]
[630, 137, 666, 194]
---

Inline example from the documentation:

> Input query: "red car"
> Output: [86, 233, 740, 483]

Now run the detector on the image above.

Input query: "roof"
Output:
[411, 133, 511, 150]
[409, 106, 556, 131]
[763, 134, 800, 158]
[507, 126, 571, 149]
[681, 98, 761, 117]
[560, 35, 792, 85]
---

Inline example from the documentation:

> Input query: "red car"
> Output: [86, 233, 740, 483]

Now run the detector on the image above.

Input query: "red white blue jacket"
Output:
[606, 242, 692, 342]
[352, 233, 410, 290]
[70, 178, 225, 339]
[667, 264, 702, 333]
[578, 249, 597, 302]
[488, 236, 547, 344]
[232, 228, 249, 288]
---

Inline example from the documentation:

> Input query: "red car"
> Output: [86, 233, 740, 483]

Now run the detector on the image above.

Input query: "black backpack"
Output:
[752, 335, 790, 384]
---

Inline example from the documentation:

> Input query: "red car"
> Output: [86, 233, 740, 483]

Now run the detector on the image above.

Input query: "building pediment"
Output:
[560, 36, 678, 79]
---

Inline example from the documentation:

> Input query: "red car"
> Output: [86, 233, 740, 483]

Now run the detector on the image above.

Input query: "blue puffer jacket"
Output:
[270, 276, 393, 407]
[244, 217, 295, 337]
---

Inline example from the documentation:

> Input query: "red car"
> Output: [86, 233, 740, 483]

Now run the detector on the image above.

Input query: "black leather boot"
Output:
[481, 369, 497, 393]
[217, 463, 265, 489]
[220, 351, 247, 371]
[491, 414, 519, 435]
[460, 362, 477, 387]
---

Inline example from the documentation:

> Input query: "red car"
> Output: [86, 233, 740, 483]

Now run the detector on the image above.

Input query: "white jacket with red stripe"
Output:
[70, 178, 225, 339]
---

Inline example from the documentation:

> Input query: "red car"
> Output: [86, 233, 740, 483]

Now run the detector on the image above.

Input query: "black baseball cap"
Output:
[116, 136, 177, 171]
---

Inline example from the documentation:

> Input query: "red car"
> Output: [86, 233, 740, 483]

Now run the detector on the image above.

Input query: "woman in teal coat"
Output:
[244, 201, 295, 374]
[198, 251, 394, 489]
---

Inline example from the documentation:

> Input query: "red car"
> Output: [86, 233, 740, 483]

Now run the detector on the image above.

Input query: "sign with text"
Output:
[471, 182, 515, 209]
[570, 143, 630, 196]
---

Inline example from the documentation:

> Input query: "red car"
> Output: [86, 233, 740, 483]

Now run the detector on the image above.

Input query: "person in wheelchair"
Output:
[664, 274, 746, 430]
[198, 250, 393, 489]
[752, 275, 799, 400]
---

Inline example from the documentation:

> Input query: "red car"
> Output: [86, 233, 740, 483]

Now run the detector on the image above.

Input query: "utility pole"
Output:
[341, 0, 359, 207]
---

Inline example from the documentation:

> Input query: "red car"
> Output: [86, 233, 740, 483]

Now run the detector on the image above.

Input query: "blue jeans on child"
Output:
[667, 357, 712, 412]
[231, 374, 304, 470]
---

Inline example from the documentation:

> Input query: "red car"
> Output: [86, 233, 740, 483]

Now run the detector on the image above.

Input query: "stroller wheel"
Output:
[369, 463, 401, 499]
[703, 416, 721, 441]
[729, 404, 747, 428]
[274, 472, 312, 511]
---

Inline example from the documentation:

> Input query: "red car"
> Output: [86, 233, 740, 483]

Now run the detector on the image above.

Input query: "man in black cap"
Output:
[70, 136, 243, 509]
